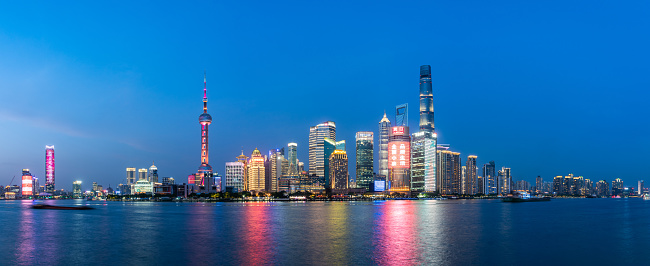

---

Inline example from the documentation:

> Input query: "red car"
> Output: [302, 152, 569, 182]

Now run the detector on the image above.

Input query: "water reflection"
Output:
[239, 202, 276, 265]
[16, 202, 35, 265]
[372, 201, 420, 265]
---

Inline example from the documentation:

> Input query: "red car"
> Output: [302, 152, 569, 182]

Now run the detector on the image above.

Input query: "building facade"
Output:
[437, 149, 461, 195]
[355, 131, 374, 190]
[464, 155, 477, 195]
[225, 162, 245, 193]
[419, 65, 434, 132]
[308, 121, 336, 182]
[483, 161, 496, 195]
[498, 167, 511, 195]
[248, 148, 266, 192]
[388, 126, 411, 192]
[330, 150, 349, 190]
[378, 113, 390, 179]
[45, 145, 55, 193]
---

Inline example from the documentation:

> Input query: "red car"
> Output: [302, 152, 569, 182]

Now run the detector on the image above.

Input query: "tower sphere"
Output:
[199, 113, 212, 123]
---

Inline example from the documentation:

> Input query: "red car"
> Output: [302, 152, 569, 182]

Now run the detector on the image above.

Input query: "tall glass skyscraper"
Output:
[378, 113, 390, 179]
[287, 143, 298, 175]
[419, 65, 434, 132]
[329, 150, 349, 190]
[323, 138, 337, 188]
[410, 131, 432, 192]
[355, 132, 374, 190]
[483, 161, 496, 195]
[464, 155, 477, 195]
[437, 146, 461, 195]
[308, 121, 336, 181]
[396, 103, 408, 127]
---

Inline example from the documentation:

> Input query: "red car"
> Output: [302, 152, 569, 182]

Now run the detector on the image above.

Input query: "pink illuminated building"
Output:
[21, 169, 33, 197]
[189, 73, 214, 189]
[45, 145, 55, 193]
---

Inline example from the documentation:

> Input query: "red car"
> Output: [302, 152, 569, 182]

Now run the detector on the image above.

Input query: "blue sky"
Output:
[0, 0, 648, 189]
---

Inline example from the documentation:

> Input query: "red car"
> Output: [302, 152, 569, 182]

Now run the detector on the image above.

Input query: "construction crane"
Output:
[8, 175, 15, 186]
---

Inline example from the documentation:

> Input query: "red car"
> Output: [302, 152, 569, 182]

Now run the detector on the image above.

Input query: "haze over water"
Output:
[1, 199, 648, 265]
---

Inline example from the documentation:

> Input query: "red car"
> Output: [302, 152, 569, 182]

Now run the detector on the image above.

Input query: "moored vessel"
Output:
[502, 192, 550, 203]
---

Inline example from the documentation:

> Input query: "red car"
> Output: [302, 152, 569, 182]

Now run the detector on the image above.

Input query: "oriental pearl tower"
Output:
[195, 72, 213, 186]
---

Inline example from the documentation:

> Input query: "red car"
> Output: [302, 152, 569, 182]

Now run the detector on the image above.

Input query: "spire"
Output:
[203, 71, 208, 113]
[380, 110, 391, 123]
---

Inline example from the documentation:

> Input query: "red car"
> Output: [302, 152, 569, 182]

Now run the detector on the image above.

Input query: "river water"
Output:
[0, 198, 648, 265]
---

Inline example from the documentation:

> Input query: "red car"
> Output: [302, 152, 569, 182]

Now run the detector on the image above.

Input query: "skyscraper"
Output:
[388, 126, 411, 192]
[411, 131, 433, 192]
[355, 132, 373, 190]
[323, 138, 337, 188]
[148, 162, 158, 183]
[236, 151, 249, 191]
[288, 143, 298, 175]
[378, 113, 391, 179]
[639, 180, 644, 195]
[248, 148, 265, 193]
[464, 155, 477, 195]
[194, 73, 214, 187]
[225, 162, 245, 193]
[498, 167, 511, 195]
[419, 65, 434, 132]
[21, 169, 33, 197]
[45, 145, 55, 193]
[437, 149, 461, 195]
[72, 181, 82, 198]
[138, 168, 147, 181]
[126, 168, 136, 185]
[612, 178, 623, 196]
[483, 161, 496, 195]
[395, 103, 408, 127]
[535, 176, 543, 194]
[330, 150, 349, 190]
[308, 121, 336, 181]
[596, 180, 610, 197]
[424, 136, 437, 192]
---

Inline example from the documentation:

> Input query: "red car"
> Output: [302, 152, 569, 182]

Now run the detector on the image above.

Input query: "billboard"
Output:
[388, 141, 410, 169]
[46, 146, 55, 186]
[374, 180, 386, 192]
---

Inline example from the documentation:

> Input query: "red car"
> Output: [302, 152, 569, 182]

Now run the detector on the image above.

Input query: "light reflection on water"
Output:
[1, 199, 650, 265]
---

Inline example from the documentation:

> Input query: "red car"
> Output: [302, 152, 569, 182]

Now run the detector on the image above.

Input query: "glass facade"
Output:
[378, 113, 390, 179]
[308, 121, 336, 181]
[355, 132, 373, 190]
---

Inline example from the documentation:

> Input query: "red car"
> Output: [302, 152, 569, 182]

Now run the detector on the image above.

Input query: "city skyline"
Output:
[1, 1, 649, 187]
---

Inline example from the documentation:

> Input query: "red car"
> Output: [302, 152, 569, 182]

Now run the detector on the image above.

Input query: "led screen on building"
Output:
[388, 141, 410, 169]
[374, 180, 386, 192]
[21, 175, 32, 196]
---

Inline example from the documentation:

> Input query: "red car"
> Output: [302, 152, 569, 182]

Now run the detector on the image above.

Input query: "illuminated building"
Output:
[355, 132, 374, 190]
[265, 148, 283, 192]
[45, 145, 55, 193]
[395, 103, 408, 127]
[411, 131, 435, 192]
[148, 162, 158, 183]
[92, 182, 98, 192]
[72, 181, 82, 198]
[552, 176, 563, 195]
[288, 143, 298, 175]
[308, 121, 336, 182]
[126, 168, 136, 185]
[535, 176, 543, 194]
[134, 179, 153, 194]
[378, 112, 390, 179]
[247, 148, 266, 192]
[193, 73, 214, 187]
[236, 151, 249, 190]
[612, 178, 623, 196]
[483, 161, 496, 194]
[437, 149, 461, 195]
[498, 167, 511, 195]
[21, 169, 33, 197]
[639, 180, 644, 195]
[595, 180, 610, 197]
[424, 135, 437, 192]
[329, 150, 349, 190]
[419, 65, 434, 133]
[464, 155, 477, 195]
[138, 169, 147, 181]
[162, 177, 175, 185]
[225, 162, 245, 193]
[477, 175, 484, 194]
[323, 138, 337, 188]
[388, 126, 411, 192]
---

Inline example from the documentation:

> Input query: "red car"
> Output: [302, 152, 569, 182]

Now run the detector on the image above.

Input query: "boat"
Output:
[643, 194, 650, 200]
[502, 192, 550, 203]
[31, 204, 94, 210]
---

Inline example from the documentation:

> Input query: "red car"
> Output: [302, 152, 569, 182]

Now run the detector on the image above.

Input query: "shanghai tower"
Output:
[419, 65, 434, 132]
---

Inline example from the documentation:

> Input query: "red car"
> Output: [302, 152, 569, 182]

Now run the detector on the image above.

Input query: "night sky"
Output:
[0, 0, 648, 189]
